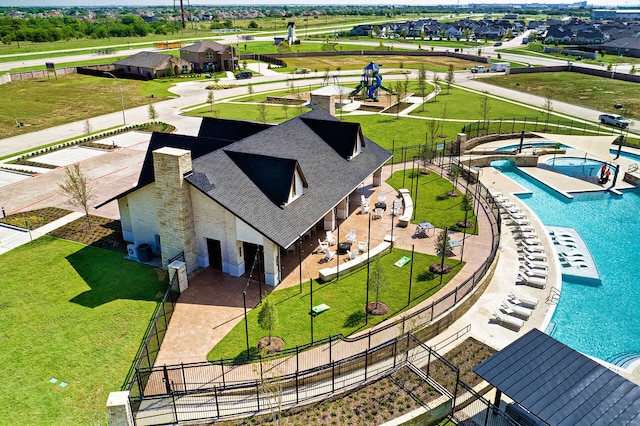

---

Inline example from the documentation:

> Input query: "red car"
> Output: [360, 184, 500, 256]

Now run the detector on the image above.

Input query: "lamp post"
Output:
[104, 72, 126, 125]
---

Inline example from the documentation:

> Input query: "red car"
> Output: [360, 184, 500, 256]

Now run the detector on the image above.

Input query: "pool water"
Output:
[544, 157, 607, 179]
[492, 159, 640, 365]
[496, 142, 572, 152]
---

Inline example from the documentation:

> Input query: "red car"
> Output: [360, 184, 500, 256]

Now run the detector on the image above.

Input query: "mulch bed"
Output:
[0, 207, 70, 229]
[48, 215, 127, 253]
[429, 263, 452, 274]
[257, 336, 285, 354]
[366, 301, 389, 316]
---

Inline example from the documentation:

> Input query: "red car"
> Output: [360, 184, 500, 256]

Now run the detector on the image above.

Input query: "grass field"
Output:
[207, 247, 462, 361]
[0, 236, 167, 425]
[281, 54, 477, 73]
[483, 72, 640, 121]
[0, 73, 173, 139]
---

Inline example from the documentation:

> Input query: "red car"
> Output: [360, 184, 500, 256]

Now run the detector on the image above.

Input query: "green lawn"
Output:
[485, 72, 640, 121]
[0, 236, 167, 425]
[187, 101, 308, 123]
[387, 169, 476, 232]
[0, 73, 170, 139]
[207, 248, 462, 361]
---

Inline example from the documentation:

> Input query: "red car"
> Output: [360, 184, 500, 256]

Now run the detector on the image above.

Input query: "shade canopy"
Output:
[533, 133, 620, 162]
[473, 329, 640, 426]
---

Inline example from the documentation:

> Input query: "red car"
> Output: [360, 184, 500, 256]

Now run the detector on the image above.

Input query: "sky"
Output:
[0, 1, 625, 7]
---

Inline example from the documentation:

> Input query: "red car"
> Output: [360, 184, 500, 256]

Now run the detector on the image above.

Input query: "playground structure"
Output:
[349, 61, 392, 102]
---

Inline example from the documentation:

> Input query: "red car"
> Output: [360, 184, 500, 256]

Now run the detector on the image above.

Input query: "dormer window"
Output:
[287, 168, 305, 204]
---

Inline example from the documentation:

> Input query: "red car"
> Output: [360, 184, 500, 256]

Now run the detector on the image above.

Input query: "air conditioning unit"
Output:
[127, 244, 138, 260]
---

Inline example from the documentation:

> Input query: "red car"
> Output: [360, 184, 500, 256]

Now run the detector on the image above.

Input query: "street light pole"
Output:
[104, 71, 126, 125]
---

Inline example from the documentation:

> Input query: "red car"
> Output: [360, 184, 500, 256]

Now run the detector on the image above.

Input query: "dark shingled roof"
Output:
[186, 109, 391, 248]
[473, 329, 640, 426]
[181, 40, 231, 54]
[198, 117, 273, 141]
[301, 117, 364, 159]
[113, 51, 172, 69]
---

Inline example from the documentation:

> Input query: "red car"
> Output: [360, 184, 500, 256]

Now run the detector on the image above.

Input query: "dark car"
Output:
[235, 71, 253, 80]
[493, 41, 503, 47]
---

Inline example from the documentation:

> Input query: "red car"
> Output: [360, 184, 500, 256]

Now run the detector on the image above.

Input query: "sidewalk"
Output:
[0, 211, 84, 255]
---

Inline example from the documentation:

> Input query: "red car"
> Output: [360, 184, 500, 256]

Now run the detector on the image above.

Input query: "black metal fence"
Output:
[129, 332, 518, 426]
[122, 273, 180, 391]
[461, 117, 627, 139]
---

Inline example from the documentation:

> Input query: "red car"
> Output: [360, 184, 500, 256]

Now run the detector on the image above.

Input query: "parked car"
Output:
[599, 114, 629, 129]
[235, 71, 253, 80]
[294, 68, 310, 74]
[493, 41, 503, 47]
[471, 66, 490, 73]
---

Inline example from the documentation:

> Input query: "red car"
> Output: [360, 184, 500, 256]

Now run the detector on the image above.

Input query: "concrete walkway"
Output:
[0, 211, 84, 255]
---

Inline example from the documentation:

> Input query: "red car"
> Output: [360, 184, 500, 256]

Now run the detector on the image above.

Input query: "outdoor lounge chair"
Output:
[549, 229, 574, 239]
[317, 239, 329, 253]
[322, 248, 335, 262]
[326, 231, 337, 246]
[522, 259, 548, 270]
[518, 271, 546, 289]
[516, 225, 536, 233]
[521, 245, 544, 254]
[561, 260, 589, 268]
[357, 241, 368, 253]
[520, 252, 547, 262]
[519, 264, 547, 279]
[516, 231, 537, 240]
[521, 238, 542, 246]
[345, 249, 359, 262]
[501, 300, 533, 319]
[509, 218, 531, 227]
[508, 291, 539, 309]
[493, 310, 524, 330]
[346, 229, 357, 244]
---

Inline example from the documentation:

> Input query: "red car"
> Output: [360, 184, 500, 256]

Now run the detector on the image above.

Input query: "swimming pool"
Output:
[544, 157, 607, 179]
[496, 142, 572, 152]
[492, 159, 640, 366]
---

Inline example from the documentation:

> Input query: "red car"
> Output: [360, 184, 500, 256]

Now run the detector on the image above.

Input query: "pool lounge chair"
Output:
[561, 260, 589, 269]
[516, 225, 536, 233]
[516, 231, 537, 240]
[501, 300, 533, 318]
[518, 272, 546, 289]
[509, 291, 539, 309]
[522, 259, 548, 270]
[493, 310, 524, 330]
[521, 245, 544, 254]
[549, 229, 574, 239]
[510, 218, 531, 227]
[520, 264, 547, 278]
[521, 252, 547, 263]
[521, 238, 542, 246]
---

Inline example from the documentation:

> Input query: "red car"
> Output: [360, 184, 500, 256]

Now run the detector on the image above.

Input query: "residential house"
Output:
[113, 51, 192, 79]
[99, 109, 392, 286]
[180, 40, 236, 73]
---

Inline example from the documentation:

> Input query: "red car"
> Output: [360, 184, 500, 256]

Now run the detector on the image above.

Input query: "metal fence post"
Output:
[255, 380, 260, 411]
[214, 386, 220, 418]
[220, 360, 226, 387]
[181, 363, 187, 393]
[295, 347, 299, 404]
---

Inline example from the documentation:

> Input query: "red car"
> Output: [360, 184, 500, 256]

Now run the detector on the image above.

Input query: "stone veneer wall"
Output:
[153, 147, 198, 273]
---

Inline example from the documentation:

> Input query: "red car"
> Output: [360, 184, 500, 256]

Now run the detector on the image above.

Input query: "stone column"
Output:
[311, 94, 335, 116]
[106, 391, 133, 426]
[458, 133, 468, 155]
[372, 167, 383, 187]
[168, 260, 188, 293]
[153, 147, 198, 273]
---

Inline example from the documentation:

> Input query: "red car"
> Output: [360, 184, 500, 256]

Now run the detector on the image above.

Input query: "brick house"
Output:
[180, 40, 236, 72]
[113, 51, 192, 79]
[99, 110, 391, 286]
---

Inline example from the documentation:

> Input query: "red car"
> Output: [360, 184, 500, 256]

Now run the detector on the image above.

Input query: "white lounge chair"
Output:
[346, 229, 357, 244]
[521, 238, 542, 246]
[561, 260, 589, 269]
[522, 259, 548, 270]
[509, 291, 539, 309]
[510, 218, 531, 227]
[520, 252, 547, 262]
[493, 310, 524, 330]
[518, 271, 546, 289]
[357, 241, 368, 253]
[519, 264, 547, 278]
[326, 231, 337, 246]
[509, 212, 528, 220]
[317, 239, 329, 253]
[322, 248, 335, 262]
[345, 249, 359, 261]
[501, 300, 533, 318]
[516, 225, 536, 233]
[516, 231, 537, 240]
[521, 245, 544, 254]
[549, 229, 574, 239]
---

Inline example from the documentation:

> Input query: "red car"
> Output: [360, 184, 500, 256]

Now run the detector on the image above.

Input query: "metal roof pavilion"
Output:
[473, 329, 640, 426]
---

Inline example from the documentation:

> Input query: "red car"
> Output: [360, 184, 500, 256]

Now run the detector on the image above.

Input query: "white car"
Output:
[471, 66, 490, 73]
[599, 114, 629, 129]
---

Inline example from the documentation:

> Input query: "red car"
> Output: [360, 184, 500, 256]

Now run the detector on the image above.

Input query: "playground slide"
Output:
[367, 74, 382, 100]
[349, 83, 364, 98]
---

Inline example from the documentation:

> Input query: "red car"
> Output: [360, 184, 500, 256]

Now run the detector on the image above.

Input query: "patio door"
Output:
[206, 238, 222, 270]
[242, 242, 265, 283]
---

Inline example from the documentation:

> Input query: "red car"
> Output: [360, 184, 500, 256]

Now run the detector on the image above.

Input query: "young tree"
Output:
[479, 94, 491, 128]
[59, 164, 94, 228]
[417, 64, 428, 112]
[148, 104, 158, 122]
[431, 71, 440, 102]
[445, 64, 455, 94]
[543, 92, 554, 126]
[258, 297, 279, 343]
[435, 228, 451, 257]
[247, 83, 254, 100]
[370, 259, 388, 310]
[257, 101, 268, 124]
[282, 98, 290, 119]
[207, 89, 215, 111]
